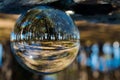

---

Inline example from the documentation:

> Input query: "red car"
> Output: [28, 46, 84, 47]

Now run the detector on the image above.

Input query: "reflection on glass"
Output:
[10, 7, 80, 74]
[0, 43, 3, 67]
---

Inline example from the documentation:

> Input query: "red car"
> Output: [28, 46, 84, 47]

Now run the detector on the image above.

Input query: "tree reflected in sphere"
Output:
[10, 7, 80, 74]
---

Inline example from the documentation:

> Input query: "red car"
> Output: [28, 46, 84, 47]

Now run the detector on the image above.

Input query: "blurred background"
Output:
[0, 1, 120, 80]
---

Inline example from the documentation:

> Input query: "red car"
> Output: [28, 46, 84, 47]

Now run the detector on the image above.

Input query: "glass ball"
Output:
[10, 7, 80, 74]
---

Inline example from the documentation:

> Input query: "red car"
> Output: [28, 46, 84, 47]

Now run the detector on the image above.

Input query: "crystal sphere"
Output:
[10, 7, 80, 74]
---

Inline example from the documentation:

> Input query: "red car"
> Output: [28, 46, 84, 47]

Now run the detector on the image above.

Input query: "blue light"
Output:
[44, 75, 57, 80]
[77, 42, 120, 72]
[0, 44, 3, 67]
[103, 42, 112, 54]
